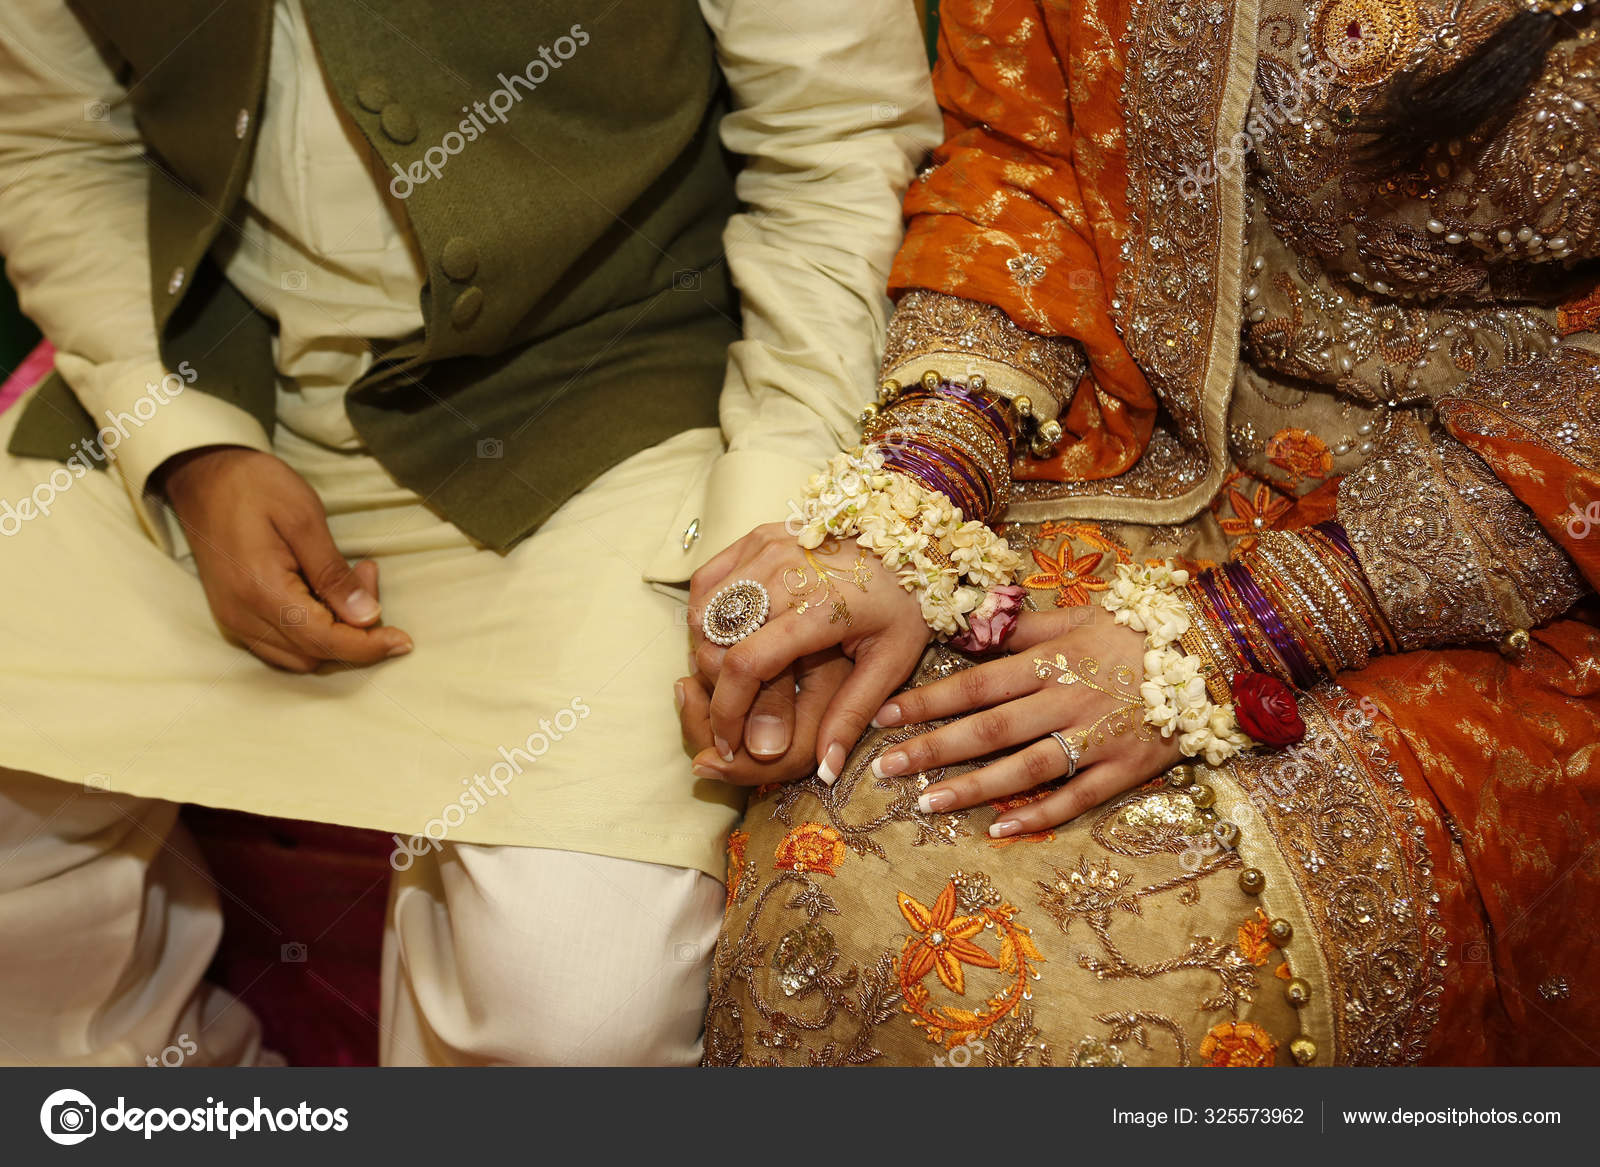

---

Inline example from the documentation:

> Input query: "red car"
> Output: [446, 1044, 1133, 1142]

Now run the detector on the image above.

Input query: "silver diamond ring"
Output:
[1049, 731, 1081, 780]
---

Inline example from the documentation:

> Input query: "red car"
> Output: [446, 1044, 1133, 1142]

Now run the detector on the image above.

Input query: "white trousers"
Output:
[0, 768, 723, 1066]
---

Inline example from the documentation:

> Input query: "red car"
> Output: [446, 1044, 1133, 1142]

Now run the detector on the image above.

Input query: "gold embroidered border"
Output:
[1004, 0, 1262, 525]
[1216, 687, 1447, 1064]
[1210, 774, 1335, 1064]
[881, 290, 1087, 415]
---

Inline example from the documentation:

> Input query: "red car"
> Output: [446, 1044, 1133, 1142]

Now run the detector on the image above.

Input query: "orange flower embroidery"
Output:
[773, 822, 846, 876]
[1265, 428, 1332, 485]
[1219, 481, 1294, 538]
[897, 882, 1003, 995]
[724, 830, 750, 908]
[1022, 543, 1107, 608]
[1200, 1021, 1279, 1067]
[1236, 910, 1274, 967]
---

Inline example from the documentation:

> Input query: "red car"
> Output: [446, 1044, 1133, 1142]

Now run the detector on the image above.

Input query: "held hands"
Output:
[869, 605, 1184, 835]
[680, 523, 929, 784]
[678, 525, 1186, 831]
[158, 446, 413, 672]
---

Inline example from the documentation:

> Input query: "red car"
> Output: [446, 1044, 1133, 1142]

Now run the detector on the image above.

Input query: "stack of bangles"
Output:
[795, 371, 1060, 644]
[1100, 521, 1395, 765]
[798, 369, 1395, 768]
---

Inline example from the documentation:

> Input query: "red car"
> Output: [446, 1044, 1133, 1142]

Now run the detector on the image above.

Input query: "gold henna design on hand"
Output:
[1033, 653, 1156, 748]
[784, 540, 872, 627]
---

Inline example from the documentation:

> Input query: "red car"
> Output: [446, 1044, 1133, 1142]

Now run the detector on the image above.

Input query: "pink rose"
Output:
[949, 585, 1027, 654]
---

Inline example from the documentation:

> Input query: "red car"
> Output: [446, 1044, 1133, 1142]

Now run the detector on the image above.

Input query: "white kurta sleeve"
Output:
[0, 2, 271, 525]
[645, 0, 940, 581]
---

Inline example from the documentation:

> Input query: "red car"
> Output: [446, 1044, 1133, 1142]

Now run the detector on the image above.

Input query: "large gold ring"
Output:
[1049, 731, 1081, 780]
[702, 579, 771, 647]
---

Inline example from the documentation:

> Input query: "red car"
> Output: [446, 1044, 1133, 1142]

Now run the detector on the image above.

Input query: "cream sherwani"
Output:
[0, 0, 939, 1064]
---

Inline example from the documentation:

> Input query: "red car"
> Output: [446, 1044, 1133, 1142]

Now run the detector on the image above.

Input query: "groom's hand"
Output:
[158, 446, 413, 672]
[684, 523, 930, 782]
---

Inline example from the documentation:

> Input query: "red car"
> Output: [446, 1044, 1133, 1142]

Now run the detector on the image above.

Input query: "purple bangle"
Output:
[1226, 561, 1319, 688]
[1314, 520, 1358, 563]
[881, 443, 992, 520]
[879, 447, 973, 513]
[1197, 570, 1270, 677]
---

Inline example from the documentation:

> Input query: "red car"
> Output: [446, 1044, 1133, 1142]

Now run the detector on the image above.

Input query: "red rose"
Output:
[1231, 672, 1305, 747]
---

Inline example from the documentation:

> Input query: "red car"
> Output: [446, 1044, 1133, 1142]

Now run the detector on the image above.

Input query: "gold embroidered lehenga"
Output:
[704, 0, 1600, 1065]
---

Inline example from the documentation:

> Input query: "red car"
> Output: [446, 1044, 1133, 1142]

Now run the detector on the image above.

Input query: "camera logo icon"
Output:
[476, 437, 504, 460]
[281, 941, 309, 963]
[671, 269, 701, 292]
[40, 1088, 97, 1146]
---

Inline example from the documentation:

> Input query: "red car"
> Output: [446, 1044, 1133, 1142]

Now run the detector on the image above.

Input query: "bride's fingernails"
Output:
[692, 764, 723, 782]
[673, 681, 686, 712]
[871, 703, 901, 729]
[816, 742, 846, 785]
[989, 819, 1023, 839]
[714, 736, 735, 763]
[870, 751, 908, 779]
[917, 789, 954, 814]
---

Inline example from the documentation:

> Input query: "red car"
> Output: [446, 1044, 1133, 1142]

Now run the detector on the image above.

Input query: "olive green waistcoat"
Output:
[8, 0, 740, 551]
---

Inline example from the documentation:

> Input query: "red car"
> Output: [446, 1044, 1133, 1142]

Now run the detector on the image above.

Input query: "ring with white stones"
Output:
[1049, 731, 1081, 780]
[701, 579, 771, 647]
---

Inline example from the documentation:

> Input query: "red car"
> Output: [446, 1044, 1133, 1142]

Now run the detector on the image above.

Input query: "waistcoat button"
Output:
[451, 286, 485, 329]
[441, 237, 479, 282]
[356, 76, 392, 114]
[167, 267, 186, 295]
[380, 103, 418, 144]
[234, 109, 250, 139]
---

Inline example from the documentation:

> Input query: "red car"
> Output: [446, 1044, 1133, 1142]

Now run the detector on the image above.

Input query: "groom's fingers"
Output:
[814, 630, 925, 782]
[708, 612, 832, 754]
[744, 665, 796, 759]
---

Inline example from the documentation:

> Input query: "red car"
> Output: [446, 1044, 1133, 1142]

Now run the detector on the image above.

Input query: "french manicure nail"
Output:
[748, 714, 787, 758]
[816, 742, 846, 785]
[870, 751, 908, 779]
[988, 819, 1022, 839]
[347, 588, 380, 623]
[692, 764, 723, 782]
[917, 789, 955, 814]
[386, 638, 413, 658]
[871, 702, 901, 729]
[714, 736, 735, 763]
[673, 681, 686, 712]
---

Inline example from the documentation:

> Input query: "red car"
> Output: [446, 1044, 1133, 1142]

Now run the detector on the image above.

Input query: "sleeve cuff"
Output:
[644, 447, 825, 585]
[52, 351, 274, 543]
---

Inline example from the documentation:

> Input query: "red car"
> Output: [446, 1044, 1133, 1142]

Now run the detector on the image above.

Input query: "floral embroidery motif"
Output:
[1022, 543, 1108, 608]
[894, 874, 1044, 1048]
[773, 823, 847, 876]
[1237, 909, 1276, 967]
[1020, 523, 1130, 607]
[1265, 427, 1333, 485]
[725, 830, 752, 909]
[1200, 1020, 1279, 1067]
[1007, 252, 1047, 287]
[897, 883, 1003, 996]
[1218, 478, 1295, 538]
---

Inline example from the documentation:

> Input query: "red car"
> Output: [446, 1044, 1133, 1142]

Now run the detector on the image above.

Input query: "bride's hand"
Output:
[686, 523, 930, 782]
[869, 605, 1184, 836]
